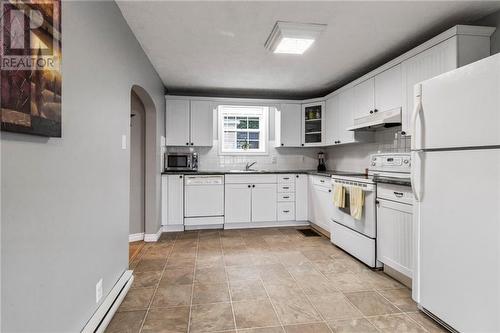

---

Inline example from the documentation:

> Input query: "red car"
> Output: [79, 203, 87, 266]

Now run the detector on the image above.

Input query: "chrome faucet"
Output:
[245, 161, 257, 171]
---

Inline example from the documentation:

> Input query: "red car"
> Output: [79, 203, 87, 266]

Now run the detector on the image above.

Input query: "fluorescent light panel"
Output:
[265, 21, 326, 55]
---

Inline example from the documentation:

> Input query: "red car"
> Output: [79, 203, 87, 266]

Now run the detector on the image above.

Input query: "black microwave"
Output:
[165, 152, 198, 171]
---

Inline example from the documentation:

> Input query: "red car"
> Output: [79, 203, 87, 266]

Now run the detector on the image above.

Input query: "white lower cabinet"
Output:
[251, 184, 277, 222]
[308, 175, 333, 232]
[224, 184, 252, 223]
[295, 174, 308, 221]
[377, 198, 413, 278]
[161, 174, 184, 228]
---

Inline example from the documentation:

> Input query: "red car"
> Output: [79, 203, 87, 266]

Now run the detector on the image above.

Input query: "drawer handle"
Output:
[282, 186, 289, 189]
[283, 196, 290, 199]
[283, 210, 290, 213]
[283, 177, 290, 180]
[394, 191, 404, 197]
[320, 180, 325, 183]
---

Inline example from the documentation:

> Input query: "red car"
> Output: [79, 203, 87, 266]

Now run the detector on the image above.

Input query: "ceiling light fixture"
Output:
[265, 21, 327, 55]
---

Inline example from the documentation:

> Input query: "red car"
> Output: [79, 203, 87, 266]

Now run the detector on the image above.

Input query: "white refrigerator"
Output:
[411, 52, 500, 332]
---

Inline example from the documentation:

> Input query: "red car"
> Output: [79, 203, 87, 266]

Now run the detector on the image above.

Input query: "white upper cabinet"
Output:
[165, 98, 214, 146]
[353, 77, 375, 120]
[190, 100, 214, 146]
[324, 95, 338, 146]
[166, 99, 190, 146]
[374, 64, 402, 113]
[302, 101, 325, 146]
[401, 33, 491, 135]
[275, 103, 302, 147]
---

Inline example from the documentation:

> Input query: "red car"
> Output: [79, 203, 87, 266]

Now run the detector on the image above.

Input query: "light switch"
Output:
[121, 135, 127, 149]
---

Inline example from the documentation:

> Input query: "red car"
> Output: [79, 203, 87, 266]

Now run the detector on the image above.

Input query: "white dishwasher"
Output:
[184, 175, 224, 228]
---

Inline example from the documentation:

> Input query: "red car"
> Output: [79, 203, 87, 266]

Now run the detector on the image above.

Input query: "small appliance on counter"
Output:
[165, 152, 198, 171]
[317, 152, 326, 172]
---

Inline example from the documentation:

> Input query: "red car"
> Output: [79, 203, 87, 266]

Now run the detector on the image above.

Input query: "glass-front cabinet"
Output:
[301, 101, 325, 146]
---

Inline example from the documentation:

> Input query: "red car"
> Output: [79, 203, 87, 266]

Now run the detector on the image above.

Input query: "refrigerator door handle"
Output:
[411, 150, 423, 202]
[411, 84, 423, 150]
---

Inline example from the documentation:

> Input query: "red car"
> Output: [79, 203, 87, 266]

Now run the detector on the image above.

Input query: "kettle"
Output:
[317, 152, 326, 172]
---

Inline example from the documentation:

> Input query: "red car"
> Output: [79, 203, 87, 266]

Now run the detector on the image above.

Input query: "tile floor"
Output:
[106, 227, 447, 333]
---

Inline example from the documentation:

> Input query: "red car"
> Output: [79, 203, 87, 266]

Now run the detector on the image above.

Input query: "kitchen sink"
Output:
[227, 169, 269, 173]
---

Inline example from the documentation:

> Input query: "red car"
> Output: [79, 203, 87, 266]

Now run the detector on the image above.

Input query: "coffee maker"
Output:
[317, 152, 327, 171]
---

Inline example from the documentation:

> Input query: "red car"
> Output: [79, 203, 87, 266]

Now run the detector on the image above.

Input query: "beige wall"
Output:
[130, 91, 145, 235]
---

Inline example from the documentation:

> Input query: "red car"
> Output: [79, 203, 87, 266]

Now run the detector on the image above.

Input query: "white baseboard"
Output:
[144, 228, 163, 242]
[224, 221, 309, 230]
[161, 224, 184, 232]
[81, 270, 133, 333]
[185, 224, 223, 231]
[128, 233, 144, 242]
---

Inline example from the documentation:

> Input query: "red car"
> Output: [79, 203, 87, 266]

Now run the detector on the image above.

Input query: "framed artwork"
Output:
[1, 0, 62, 137]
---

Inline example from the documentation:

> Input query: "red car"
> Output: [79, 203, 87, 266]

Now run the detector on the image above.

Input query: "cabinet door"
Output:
[277, 104, 302, 147]
[315, 185, 333, 232]
[353, 77, 375, 120]
[161, 175, 168, 226]
[375, 64, 402, 113]
[302, 102, 325, 146]
[377, 199, 413, 278]
[167, 175, 184, 226]
[325, 96, 339, 146]
[166, 99, 190, 146]
[295, 174, 308, 221]
[225, 184, 251, 223]
[337, 88, 356, 144]
[251, 184, 277, 222]
[401, 37, 457, 134]
[190, 100, 214, 146]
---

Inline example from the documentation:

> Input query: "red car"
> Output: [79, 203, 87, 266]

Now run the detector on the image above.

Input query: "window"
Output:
[218, 105, 268, 155]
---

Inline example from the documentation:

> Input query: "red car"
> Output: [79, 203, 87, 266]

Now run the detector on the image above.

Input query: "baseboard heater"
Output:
[81, 270, 134, 333]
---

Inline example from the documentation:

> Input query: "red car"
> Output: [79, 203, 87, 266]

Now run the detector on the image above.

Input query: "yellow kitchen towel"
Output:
[333, 184, 345, 208]
[349, 187, 365, 220]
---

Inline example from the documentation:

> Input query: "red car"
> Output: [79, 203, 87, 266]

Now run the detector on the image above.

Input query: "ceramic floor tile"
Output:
[378, 288, 418, 312]
[151, 284, 192, 308]
[271, 296, 322, 325]
[104, 310, 145, 333]
[226, 265, 260, 281]
[160, 267, 194, 285]
[192, 282, 230, 304]
[308, 292, 363, 321]
[118, 287, 155, 311]
[233, 299, 280, 329]
[264, 282, 304, 299]
[283, 322, 332, 333]
[194, 266, 227, 284]
[141, 306, 190, 333]
[134, 258, 166, 272]
[345, 291, 400, 316]
[327, 318, 379, 333]
[131, 271, 162, 289]
[229, 279, 268, 301]
[238, 327, 284, 333]
[368, 314, 427, 333]
[325, 273, 372, 293]
[407, 311, 449, 333]
[189, 302, 235, 333]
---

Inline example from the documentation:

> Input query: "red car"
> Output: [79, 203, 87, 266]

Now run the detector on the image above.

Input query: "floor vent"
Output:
[298, 228, 321, 237]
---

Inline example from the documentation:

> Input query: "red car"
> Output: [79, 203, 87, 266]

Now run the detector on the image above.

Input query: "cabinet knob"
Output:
[374, 109, 378, 113]
[369, 110, 374, 114]
[281, 143, 284, 146]
[186, 142, 189, 145]
[190, 142, 194, 146]
[248, 185, 251, 188]
[296, 175, 299, 178]
[328, 189, 332, 193]
[301, 144, 304, 146]
[401, 131, 406, 136]
[179, 175, 183, 179]
[252, 185, 255, 188]
[337, 140, 341, 144]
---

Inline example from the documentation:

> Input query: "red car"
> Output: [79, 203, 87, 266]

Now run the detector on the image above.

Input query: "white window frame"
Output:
[218, 105, 269, 155]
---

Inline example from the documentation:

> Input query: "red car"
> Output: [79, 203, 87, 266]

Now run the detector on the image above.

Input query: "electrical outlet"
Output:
[96, 278, 103, 304]
[121, 135, 127, 149]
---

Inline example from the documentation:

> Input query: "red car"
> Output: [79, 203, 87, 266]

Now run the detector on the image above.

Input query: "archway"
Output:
[129, 85, 160, 249]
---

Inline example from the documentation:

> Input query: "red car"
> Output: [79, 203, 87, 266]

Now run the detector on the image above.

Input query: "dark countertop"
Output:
[161, 170, 363, 177]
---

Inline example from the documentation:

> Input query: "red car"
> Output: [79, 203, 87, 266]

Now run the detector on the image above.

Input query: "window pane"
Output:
[236, 117, 248, 129]
[248, 141, 259, 149]
[248, 117, 259, 129]
[248, 132, 259, 140]
[237, 132, 248, 140]
[237, 141, 249, 149]
[224, 117, 236, 130]
[223, 131, 236, 149]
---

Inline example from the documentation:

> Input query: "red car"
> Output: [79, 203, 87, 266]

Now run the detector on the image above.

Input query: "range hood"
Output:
[347, 108, 401, 131]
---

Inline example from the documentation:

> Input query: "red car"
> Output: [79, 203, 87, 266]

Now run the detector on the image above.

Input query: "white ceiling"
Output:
[117, 1, 500, 99]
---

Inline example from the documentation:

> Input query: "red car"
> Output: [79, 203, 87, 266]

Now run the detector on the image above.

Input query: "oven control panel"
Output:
[369, 153, 411, 173]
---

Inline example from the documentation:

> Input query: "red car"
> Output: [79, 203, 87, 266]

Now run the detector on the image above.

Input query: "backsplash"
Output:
[166, 141, 322, 171]
[325, 127, 410, 172]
